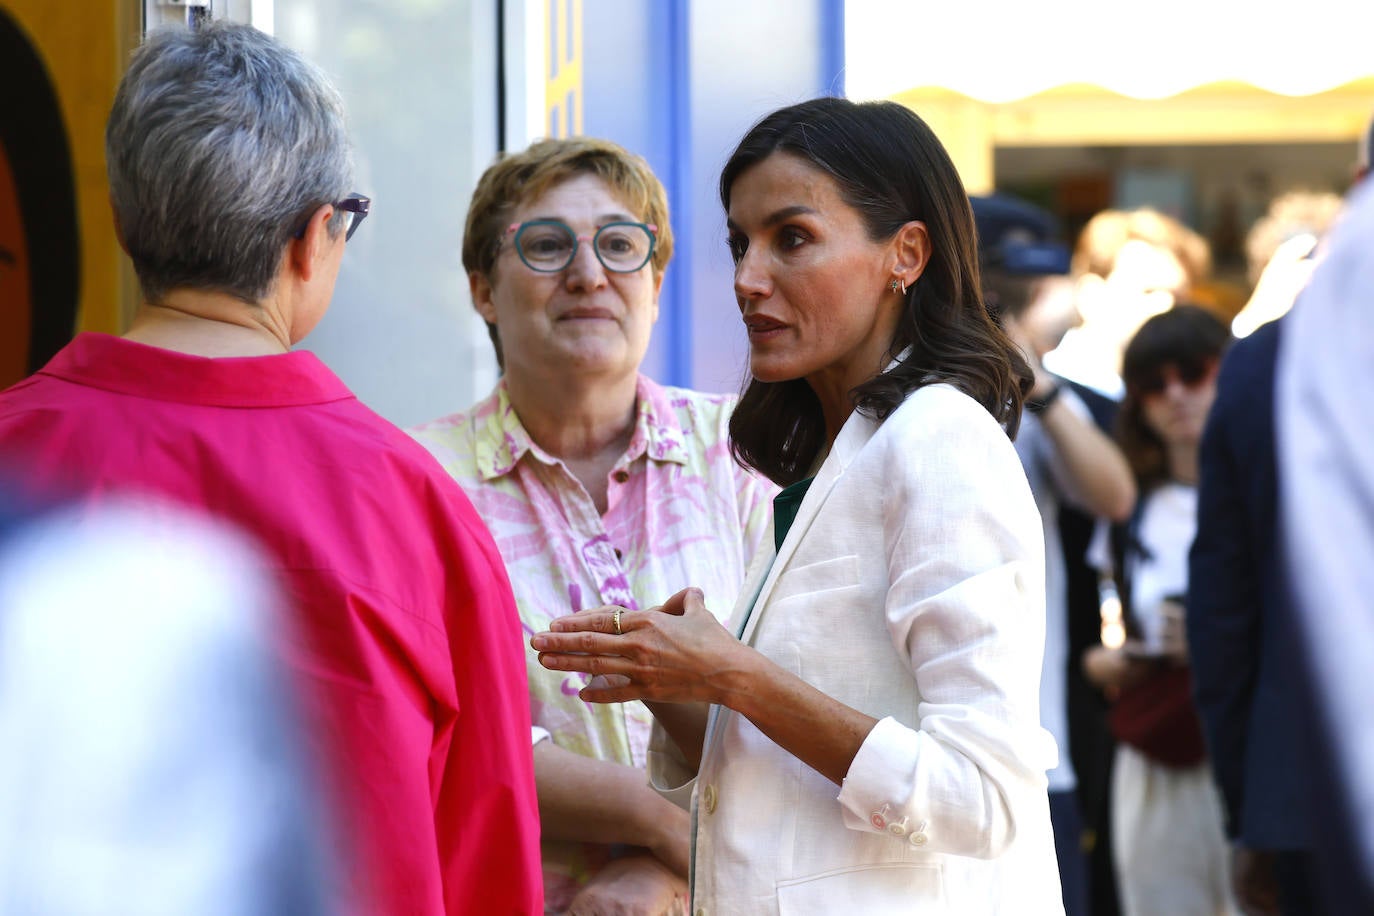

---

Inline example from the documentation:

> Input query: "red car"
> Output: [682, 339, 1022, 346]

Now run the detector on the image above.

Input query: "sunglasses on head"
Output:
[1131, 357, 1217, 396]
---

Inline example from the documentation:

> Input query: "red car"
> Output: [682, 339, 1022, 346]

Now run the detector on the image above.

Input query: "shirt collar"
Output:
[39, 333, 354, 407]
[474, 375, 691, 481]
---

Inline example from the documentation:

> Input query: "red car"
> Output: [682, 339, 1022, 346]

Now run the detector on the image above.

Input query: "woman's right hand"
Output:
[532, 588, 753, 707]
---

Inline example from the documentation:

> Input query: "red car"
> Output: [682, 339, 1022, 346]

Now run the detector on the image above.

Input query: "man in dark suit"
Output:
[1187, 317, 1320, 915]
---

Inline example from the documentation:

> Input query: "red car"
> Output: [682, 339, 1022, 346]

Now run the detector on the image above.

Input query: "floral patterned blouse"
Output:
[411, 376, 775, 906]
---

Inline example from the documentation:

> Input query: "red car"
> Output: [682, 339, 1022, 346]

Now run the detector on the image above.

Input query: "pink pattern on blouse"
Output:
[411, 376, 775, 903]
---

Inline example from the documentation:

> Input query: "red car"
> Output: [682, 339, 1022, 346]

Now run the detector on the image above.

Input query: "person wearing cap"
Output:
[975, 194, 1137, 916]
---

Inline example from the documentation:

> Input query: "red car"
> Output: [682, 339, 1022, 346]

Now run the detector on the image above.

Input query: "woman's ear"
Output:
[291, 203, 336, 282]
[109, 195, 131, 257]
[892, 220, 932, 288]
[470, 270, 498, 324]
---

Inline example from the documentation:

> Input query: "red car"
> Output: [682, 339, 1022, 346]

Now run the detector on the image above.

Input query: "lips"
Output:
[743, 313, 786, 332]
[558, 306, 616, 321]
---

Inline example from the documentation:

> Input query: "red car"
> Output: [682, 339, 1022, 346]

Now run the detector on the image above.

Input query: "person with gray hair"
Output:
[0, 22, 541, 915]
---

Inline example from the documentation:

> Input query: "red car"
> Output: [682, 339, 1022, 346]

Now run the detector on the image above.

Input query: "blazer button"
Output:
[909, 820, 930, 846]
[703, 783, 718, 814]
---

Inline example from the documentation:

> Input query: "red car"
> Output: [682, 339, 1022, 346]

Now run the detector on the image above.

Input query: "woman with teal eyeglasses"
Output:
[411, 137, 776, 915]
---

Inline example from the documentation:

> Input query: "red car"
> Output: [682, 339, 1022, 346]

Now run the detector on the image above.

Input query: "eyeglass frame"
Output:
[1130, 355, 1219, 397]
[293, 192, 371, 242]
[502, 219, 658, 274]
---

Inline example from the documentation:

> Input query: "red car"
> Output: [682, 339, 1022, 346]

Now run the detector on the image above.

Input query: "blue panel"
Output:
[683, 0, 845, 396]
[579, 0, 680, 386]
[575, 0, 842, 393]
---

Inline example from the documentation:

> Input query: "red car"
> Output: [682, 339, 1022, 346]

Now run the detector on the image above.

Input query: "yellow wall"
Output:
[3, 1, 139, 334]
[897, 80, 1374, 195]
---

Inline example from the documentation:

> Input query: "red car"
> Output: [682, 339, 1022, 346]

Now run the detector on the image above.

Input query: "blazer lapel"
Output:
[737, 408, 878, 647]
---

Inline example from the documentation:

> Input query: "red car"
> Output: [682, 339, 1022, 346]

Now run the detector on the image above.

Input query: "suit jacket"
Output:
[1187, 318, 1310, 848]
[651, 384, 1064, 914]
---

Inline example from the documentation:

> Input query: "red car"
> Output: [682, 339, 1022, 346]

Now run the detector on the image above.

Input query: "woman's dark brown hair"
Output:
[720, 97, 1032, 486]
[1117, 304, 1230, 490]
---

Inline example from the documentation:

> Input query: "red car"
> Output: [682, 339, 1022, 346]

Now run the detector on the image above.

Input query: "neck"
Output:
[504, 369, 640, 463]
[124, 289, 293, 357]
[1166, 444, 1199, 486]
[807, 361, 877, 448]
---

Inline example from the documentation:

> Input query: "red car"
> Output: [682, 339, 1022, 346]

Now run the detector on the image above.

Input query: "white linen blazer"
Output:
[650, 383, 1064, 915]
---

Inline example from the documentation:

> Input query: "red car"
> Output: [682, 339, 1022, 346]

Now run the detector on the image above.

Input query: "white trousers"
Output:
[1112, 745, 1239, 916]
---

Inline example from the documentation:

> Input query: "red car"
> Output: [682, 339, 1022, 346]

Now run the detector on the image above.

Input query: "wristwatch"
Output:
[1027, 384, 1063, 415]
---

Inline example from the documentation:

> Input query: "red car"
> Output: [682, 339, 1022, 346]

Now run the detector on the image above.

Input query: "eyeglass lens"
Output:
[515, 221, 653, 273]
[1138, 358, 1215, 395]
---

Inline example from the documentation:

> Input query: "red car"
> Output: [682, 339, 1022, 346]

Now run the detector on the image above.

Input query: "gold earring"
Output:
[890, 278, 907, 295]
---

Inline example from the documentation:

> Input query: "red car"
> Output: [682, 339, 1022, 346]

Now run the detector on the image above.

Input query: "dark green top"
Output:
[772, 476, 815, 552]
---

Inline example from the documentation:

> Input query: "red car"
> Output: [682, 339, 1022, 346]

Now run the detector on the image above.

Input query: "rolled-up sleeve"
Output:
[836, 393, 1056, 859]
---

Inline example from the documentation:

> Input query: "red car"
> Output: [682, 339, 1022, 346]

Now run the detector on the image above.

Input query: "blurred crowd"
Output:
[2, 19, 1372, 916]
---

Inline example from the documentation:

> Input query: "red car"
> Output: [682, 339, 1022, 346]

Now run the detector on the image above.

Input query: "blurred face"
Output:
[1078, 240, 1188, 358]
[727, 153, 908, 405]
[474, 173, 661, 385]
[1136, 356, 1219, 450]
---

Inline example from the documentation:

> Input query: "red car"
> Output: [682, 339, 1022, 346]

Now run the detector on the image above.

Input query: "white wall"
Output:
[274, 0, 504, 427]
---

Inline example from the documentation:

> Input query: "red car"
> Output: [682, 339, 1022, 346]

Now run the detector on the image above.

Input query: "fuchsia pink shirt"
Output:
[0, 333, 541, 915]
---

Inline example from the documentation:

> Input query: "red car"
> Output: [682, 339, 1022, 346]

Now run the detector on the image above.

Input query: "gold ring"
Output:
[612, 608, 623, 636]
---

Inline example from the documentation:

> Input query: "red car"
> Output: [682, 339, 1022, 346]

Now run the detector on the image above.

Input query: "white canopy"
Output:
[845, 0, 1374, 102]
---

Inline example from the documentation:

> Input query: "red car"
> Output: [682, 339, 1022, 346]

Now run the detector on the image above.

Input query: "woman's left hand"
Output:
[532, 588, 751, 706]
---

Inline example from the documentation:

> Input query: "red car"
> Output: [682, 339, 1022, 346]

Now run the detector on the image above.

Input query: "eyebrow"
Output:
[528, 212, 636, 226]
[727, 205, 818, 232]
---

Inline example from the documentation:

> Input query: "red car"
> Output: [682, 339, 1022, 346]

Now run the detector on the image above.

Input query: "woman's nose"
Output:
[733, 250, 771, 302]
[1161, 374, 1190, 400]
[564, 241, 608, 290]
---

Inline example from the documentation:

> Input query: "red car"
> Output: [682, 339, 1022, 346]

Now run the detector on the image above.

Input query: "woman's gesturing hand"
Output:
[532, 587, 752, 706]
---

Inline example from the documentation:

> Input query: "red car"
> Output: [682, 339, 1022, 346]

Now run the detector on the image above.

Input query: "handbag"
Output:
[1104, 492, 1208, 767]
[1108, 664, 1207, 767]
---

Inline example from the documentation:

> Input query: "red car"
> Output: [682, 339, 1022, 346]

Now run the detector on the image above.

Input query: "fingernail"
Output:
[530, 635, 547, 650]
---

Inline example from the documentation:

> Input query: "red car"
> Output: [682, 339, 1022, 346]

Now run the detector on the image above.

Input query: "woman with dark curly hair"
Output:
[1083, 304, 1237, 915]
[532, 97, 1065, 913]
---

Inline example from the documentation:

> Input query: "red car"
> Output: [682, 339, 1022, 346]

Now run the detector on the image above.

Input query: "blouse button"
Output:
[703, 783, 718, 814]
[613, 469, 629, 483]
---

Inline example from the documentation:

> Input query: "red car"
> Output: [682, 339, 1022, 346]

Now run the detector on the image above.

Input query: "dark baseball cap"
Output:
[970, 193, 1071, 276]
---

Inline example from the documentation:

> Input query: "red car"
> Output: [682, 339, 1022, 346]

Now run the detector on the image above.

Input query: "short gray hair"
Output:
[106, 22, 353, 304]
